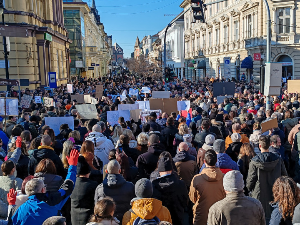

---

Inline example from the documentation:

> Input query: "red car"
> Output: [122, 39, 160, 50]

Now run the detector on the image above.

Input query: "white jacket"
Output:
[85, 132, 114, 166]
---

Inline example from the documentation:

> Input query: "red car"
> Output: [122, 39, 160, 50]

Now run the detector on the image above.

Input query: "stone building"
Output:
[111, 43, 124, 66]
[181, 0, 300, 81]
[0, 0, 72, 89]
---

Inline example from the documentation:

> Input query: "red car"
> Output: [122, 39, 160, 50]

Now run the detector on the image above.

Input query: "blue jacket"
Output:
[200, 153, 239, 172]
[269, 203, 292, 225]
[0, 130, 9, 152]
[191, 115, 202, 124]
[12, 165, 77, 225]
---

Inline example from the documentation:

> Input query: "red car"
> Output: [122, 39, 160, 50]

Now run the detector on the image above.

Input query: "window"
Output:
[248, 15, 252, 38]
[234, 21, 239, 41]
[278, 8, 291, 34]
[224, 25, 228, 43]
[209, 32, 212, 47]
[216, 29, 219, 45]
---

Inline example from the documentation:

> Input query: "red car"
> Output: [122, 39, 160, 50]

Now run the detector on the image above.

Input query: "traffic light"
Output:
[165, 67, 171, 82]
[191, 0, 205, 23]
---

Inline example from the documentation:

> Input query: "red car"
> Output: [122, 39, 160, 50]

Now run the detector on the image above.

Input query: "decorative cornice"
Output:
[240, 2, 259, 12]
[220, 15, 229, 22]
[230, 9, 241, 17]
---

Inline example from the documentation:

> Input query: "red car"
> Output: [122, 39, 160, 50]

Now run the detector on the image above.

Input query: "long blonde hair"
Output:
[61, 140, 74, 169]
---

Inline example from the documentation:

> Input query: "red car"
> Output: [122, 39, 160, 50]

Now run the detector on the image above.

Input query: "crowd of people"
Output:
[0, 74, 299, 225]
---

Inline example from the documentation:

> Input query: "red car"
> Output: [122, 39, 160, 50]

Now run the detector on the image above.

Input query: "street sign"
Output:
[253, 53, 261, 61]
[0, 26, 29, 37]
[75, 61, 83, 68]
[91, 63, 95, 66]
[96, 64, 100, 66]
[44, 33, 52, 42]
[48, 72, 57, 88]
[0, 78, 19, 86]
[224, 57, 231, 79]
[88, 67, 94, 70]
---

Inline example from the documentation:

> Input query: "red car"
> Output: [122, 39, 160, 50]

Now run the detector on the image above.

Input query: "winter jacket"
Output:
[269, 203, 293, 225]
[94, 174, 135, 222]
[12, 165, 77, 225]
[226, 142, 243, 162]
[0, 147, 21, 178]
[200, 153, 239, 172]
[47, 111, 57, 117]
[152, 173, 188, 225]
[7, 152, 29, 180]
[194, 129, 214, 148]
[197, 143, 213, 169]
[246, 152, 288, 221]
[282, 118, 297, 136]
[122, 198, 172, 225]
[142, 120, 161, 132]
[121, 145, 140, 163]
[192, 115, 202, 124]
[208, 192, 265, 225]
[85, 132, 115, 166]
[5, 121, 16, 137]
[136, 143, 165, 179]
[34, 173, 63, 193]
[250, 130, 261, 154]
[28, 145, 65, 177]
[225, 133, 249, 149]
[160, 125, 178, 156]
[173, 151, 197, 188]
[189, 167, 226, 225]
[28, 122, 39, 139]
[0, 130, 9, 152]
[71, 177, 98, 225]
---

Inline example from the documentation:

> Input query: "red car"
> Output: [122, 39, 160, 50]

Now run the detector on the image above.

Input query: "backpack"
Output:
[133, 216, 160, 225]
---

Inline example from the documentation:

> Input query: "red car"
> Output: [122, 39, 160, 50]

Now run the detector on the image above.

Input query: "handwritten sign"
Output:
[34, 96, 42, 104]
[107, 110, 130, 126]
[84, 95, 92, 104]
[0, 98, 18, 116]
[45, 117, 74, 136]
[76, 104, 98, 119]
[20, 95, 32, 108]
[44, 97, 54, 107]
[67, 84, 73, 93]
[136, 101, 150, 110]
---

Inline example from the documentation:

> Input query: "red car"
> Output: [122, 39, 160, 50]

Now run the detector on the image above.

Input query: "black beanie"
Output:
[157, 154, 173, 172]
[77, 156, 91, 175]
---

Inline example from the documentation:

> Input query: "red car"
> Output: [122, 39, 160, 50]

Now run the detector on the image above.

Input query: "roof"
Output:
[135, 36, 140, 47]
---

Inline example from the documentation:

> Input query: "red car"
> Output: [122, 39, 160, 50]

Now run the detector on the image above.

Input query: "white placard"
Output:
[140, 110, 161, 123]
[67, 84, 73, 93]
[107, 110, 130, 126]
[44, 97, 54, 107]
[136, 101, 150, 110]
[141, 87, 151, 94]
[76, 104, 98, 119]
[45, 117, 74, 136]
[177, 101, 191, 111]
[152, 91, 170, 99]
[0, 98, 18, 116]
[118, 104, 139, 111]
[34, 96, 42, 104]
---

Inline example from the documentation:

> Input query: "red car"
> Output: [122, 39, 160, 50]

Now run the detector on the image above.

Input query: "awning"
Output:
[241, 56, 253, 69]
[197, 60, 206, 69]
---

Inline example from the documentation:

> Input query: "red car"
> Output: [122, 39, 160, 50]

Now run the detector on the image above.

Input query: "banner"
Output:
[152, 91, 170, 99]
[20, 95, 32, 108]
[71, 94, 84, 104]
[140, 110, 161, 123]
[118, 104, 139, 111]
[177, 101, 190, 111]
[96, 85, 103, 99]
[45, 117, 74, 136]
[34, 96, 42, 104]
[67, 84, 73, 93]
[0, 98, 18, 116]
[44, 97, 54, 107]
[76, 104, 98, 119]
[107, 110, 130, 126]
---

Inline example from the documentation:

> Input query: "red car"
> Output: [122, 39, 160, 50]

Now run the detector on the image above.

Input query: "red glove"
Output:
[66, 149, 80, 166]
[16, 136, 22, 148]
[7, 188, 17, 205]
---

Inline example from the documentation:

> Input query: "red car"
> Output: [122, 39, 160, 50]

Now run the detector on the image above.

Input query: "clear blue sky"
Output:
[91, 0, 184, 58]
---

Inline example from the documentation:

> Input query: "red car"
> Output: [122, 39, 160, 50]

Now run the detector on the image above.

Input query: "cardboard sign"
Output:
[136, 101, 150, 110]
[287, 80, 300, 93]
[20, 95, 32, 108]
[261, 118, 278, 133]
[76, 104, 98, 119]
[71, 94, 84, 104]
[149, 98, 178, 115]
[213, 82, 235, 97]
[141, 87, 151, 94]
[96, 85, 103, 99]
[34, 96, 42, 104]
[140, 110, 161, 123]
[84, 95, 92, 104]
[44, 97, 54, 107]
[177, 101, 190, 111]
[67, 84, 73, 93]
[130, 109, 142, 122]
[118, 104, 139, 111]
[45, 117, 74, 136]
[0, 98, 18, 116]
[107, 110, 131, 126]
[152, 91, 170, 99]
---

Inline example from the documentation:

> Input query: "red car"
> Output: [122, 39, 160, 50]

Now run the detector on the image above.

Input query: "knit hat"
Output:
[183, 134, 192, 143]
[135, 178, 153, 198]
[213, 139, 225, 153]
[231, 133, 241, 142]
[77, 156, 91, 176]
[223, 170, 244, 192]
[157, 154, 173, 172]
[42, 216, 66, 225]
[205, 134, 215, 145]
[107, 159, 121, 174]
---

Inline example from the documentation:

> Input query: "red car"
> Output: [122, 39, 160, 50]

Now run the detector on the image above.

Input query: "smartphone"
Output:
[118, 145, 123, 153]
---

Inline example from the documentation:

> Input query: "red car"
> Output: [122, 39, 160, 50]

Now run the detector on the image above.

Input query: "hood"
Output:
[216, 153, 237, 169]
[202, 143, 213, 151]
[86, 132, 108, 147]
[103, 174, 126, 188]
[173, 151, 195, 163]
[251, 152, 280, 171]
[131, 198, 163, 220]
[201, 167, 223, 182]
[148, 143, 165, 155]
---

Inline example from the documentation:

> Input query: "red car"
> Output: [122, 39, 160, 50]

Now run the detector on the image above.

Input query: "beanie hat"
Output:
[205, 134, 215, 146]
[42, 216, 66, 225]
[77, 156, 91, 176]
[157, 154, 173, 172]
[135, 178, 153, 198]
[107, 159, 121, 174]
[183, 134, 192, 143]
[223, 170, 244, 192]
[231, 133, 241, 142]
[213, 139, 225, 153]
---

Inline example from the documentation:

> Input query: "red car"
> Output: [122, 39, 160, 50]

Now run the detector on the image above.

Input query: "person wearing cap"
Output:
[122, 178, 172, 225]
[189, 149, 226, 225]
[246, 136, 287, 223]
[70, 156, 98, 225]
[226, 133, 243, 162]
[197, 134, 215, 169]
[200, 139, 239, 173]
[142, 112, 161, 132]
[191, 107, 202, 124]
[225, 123, 249, 150]
[207, 170, 265, 225]
[94, 159, 135, 223]
[152, 152, 188, 225]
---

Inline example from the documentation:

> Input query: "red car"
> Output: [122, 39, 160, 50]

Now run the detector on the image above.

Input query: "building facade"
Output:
[181, 0, 300, 81]
[111, 43, 124, 66]
[0, 0, 72, 89]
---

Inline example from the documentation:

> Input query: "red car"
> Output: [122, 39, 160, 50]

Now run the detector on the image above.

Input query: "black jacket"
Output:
[71, 177, 98, 225]
[34, 173, 64, 193]
[226, 142, 243, 162]
[7, 152, 29, 180]
[142, 120, 161, 132]
[122, 145, 140, 163]
[160, 125, 178, 156]
[194, 129, 214, 148]
[28, 147, 65, 177]
[152, 173, 189, 225]
[136, 143, 165, 179]
[94, 174, 135, 222]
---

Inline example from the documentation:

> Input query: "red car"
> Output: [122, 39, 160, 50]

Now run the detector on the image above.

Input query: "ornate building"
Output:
[111, 43, 124, 66]
[0, 0, 72, 89]
[181, 0, 300, 81]
[134, 36, 143, 59]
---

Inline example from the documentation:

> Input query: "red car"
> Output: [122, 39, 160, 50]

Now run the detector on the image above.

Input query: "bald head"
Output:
[178, 142, 189, 152]
[92, 124, 102, 133]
